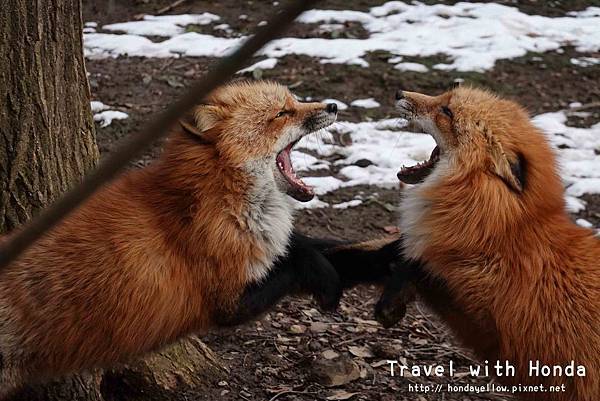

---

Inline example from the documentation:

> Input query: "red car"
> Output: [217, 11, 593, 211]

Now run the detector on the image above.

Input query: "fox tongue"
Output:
[276, 143, 315, 202]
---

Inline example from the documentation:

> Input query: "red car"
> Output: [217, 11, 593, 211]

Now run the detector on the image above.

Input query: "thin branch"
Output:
[567, 101, 600, 112]
[268, 390, 316, 401]
[156, 0, 189, 16]
[0, 0, 319, 268]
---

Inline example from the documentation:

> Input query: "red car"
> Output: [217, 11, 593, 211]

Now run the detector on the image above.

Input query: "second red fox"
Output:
[333, 86, 600, 401]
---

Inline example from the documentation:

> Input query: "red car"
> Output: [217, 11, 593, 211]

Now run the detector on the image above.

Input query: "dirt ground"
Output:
[83, 1, 600, 400]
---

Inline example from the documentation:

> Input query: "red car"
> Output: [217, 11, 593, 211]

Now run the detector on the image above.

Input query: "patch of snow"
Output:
[298, 9, 378, 26]
[566, 196, 586, 213]
[238, 58, 278, 73]
[90, 101, 108, 113]
[294, 118, 435, 196]
[568, 7, 600, 17]
[93, 110, 129, 128]
[294, 197, 329, 209]
[576, 218, 594, 228]
[333, 199, 363, 209]
[291, 151, 330, 172]
[394, 62, 428, 72]
[351, 98, 380, 108]
[570, 57, 600, 67]
[213, 23, 232, 33]
[103, 13, 220, 37]
[533, 111, 600, 201]
[303, 176, 346, 195]
[84, 32, 242, 59]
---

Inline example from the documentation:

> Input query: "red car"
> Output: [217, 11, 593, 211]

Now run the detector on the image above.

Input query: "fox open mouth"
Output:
[276, 140, 314, 202]
[397, 146, 440, 184]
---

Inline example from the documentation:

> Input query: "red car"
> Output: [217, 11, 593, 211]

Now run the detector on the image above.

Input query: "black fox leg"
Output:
[374, 261, 423, 328]
[215, 261, 299, 327]
[298, 233, 429, 327]
[215, 231, 342, 327]
[291, 232, 403, 287]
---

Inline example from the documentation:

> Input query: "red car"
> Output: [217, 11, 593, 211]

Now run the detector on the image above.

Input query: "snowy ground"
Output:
[84, 1, 600, 228]
[84, 3, 600, 71]
[290, 107, 600, 225]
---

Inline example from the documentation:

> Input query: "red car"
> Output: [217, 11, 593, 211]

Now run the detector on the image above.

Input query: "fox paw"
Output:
[298, 248, 343, 312]
[375, 296, 408, 328]
[374, 283, 416, 328]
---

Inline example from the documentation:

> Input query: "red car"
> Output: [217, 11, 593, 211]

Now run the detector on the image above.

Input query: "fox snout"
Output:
[395, 90, 449, 121]
[302, 102, 337, 132]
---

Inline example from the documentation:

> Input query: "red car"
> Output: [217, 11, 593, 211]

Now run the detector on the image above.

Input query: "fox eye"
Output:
[275, 110, 288, 118]
[441, 106, 453, 119]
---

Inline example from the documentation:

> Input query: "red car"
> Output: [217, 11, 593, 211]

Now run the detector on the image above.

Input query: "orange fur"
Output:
[0, 81, 334, 395]
[398, 87, 600, 400]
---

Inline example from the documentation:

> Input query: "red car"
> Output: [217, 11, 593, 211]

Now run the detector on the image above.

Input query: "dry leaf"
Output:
[322, 349, 340, 360]
[348, 345, 374, 358]
[289, 324, 307, 334]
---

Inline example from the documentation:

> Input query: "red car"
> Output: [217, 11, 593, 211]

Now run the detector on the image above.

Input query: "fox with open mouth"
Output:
[327, 86, 600, 401]
[0, 80, 342, 396]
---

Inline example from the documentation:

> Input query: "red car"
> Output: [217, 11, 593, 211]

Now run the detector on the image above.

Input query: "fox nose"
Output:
[326, 103, 337, 114]
[395, 90, 404, 100]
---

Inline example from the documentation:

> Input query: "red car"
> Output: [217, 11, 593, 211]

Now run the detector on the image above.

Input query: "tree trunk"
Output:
[15, 338, 228, 401]
[0, 1, 226, 400]
[0, 0, 98, 232]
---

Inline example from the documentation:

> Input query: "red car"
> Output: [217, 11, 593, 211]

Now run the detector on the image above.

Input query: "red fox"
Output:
[367, 86, 600, 400]
[0, 80, 341, 396]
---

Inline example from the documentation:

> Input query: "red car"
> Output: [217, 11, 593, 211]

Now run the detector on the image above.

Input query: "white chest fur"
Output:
[243, 170, 295, 283]
[399, 158, 450, 260]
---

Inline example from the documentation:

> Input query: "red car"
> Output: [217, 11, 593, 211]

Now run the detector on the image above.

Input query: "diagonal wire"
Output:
[0, 0, 319, 268]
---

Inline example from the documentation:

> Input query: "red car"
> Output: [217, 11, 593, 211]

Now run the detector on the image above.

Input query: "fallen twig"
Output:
[567, 101, 600, 112]
[157, 0, 189, 16]
[268, 390, 317, 401]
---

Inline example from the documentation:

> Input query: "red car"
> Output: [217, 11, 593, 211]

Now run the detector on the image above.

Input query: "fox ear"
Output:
[489, 140, 526, 193]
[179, 105, 223, 137]
[194, 105, 223, 132]
[179, 112, 203, 137]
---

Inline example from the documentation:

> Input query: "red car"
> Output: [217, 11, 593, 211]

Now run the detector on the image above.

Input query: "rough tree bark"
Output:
[0, 1, 226, 400]
[0, 0, 98, 232]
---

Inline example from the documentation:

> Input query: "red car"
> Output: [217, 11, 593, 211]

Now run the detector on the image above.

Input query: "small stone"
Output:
[310, 322, 329, 333]
[354, 158, 373, 168]
[289, 324, 307, 334]
[322, 349, 340, 360]
[309, 341, 322, 352]
[311, 356, 361, 387]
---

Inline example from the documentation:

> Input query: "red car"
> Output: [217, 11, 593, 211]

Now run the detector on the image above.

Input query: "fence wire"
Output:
[0, 0, 319, 268]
